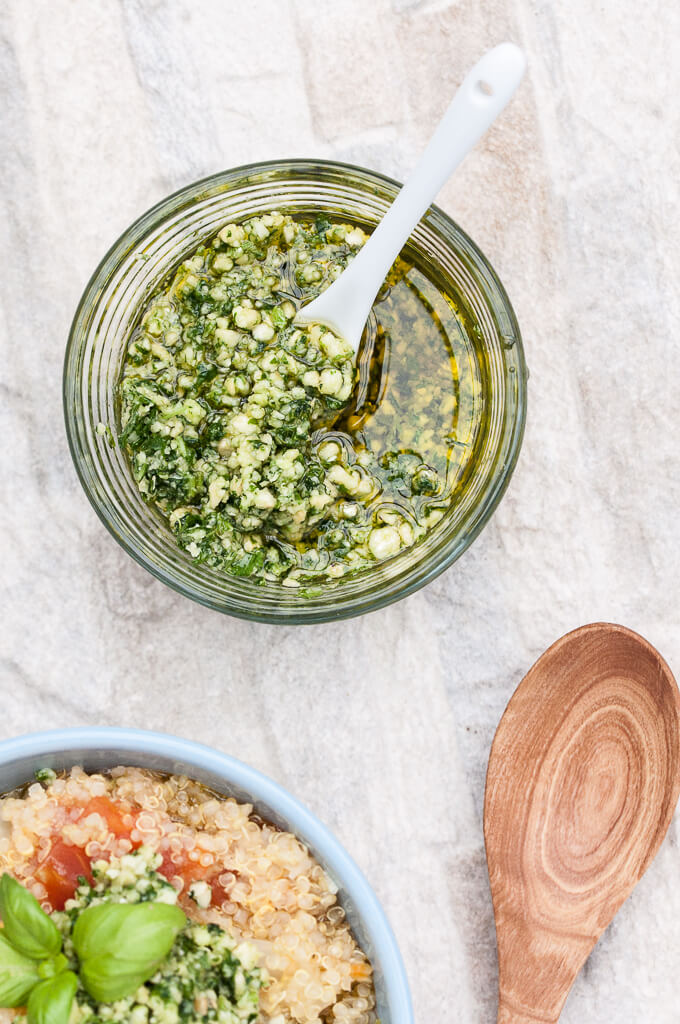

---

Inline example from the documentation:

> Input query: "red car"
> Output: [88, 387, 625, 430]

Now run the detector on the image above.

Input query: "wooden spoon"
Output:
[484, 622, 680, 1024]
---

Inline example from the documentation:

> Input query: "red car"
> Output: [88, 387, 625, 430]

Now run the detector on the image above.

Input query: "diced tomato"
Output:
[157, 848, 201, 885]
[157, 847, 183, 882]
[36, 840, 93, 910]
[157, 849, 230, 906]
[76, 796, 138, 840]
[210, 876, 230, 905]
[350, 962, 372, 980]
[34, 797, 138, 911]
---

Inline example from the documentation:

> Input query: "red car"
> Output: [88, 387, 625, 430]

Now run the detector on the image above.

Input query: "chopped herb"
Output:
[117, 211, 482, 585]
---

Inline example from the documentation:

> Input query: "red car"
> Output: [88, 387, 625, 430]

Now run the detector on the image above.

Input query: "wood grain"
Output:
[484, 623, 680, 1023]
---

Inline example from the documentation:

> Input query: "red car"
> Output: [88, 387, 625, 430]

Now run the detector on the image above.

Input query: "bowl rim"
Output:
[0, 725, 414, 1024]
[63, 157, 527, 623]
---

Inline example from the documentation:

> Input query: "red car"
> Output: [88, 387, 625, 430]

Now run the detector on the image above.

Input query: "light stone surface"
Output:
[1, 1, 679, 1020]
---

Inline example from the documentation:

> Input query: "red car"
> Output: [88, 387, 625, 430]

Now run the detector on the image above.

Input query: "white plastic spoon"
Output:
[295, 42, 526, 352]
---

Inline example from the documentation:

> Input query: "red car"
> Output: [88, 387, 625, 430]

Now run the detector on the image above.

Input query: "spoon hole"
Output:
[475, 79, 494, 98]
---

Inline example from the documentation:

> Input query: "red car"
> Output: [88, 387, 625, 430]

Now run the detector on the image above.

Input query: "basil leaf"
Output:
[0, 874, 62, 960]
[79, 954, 160, 1003]
[37, 953, 68, 980]
[73, 902, 185, 1001]
[72, 901, 185, 961]
[0, 933, 41, 1007]
[26, 970, 77, 1024]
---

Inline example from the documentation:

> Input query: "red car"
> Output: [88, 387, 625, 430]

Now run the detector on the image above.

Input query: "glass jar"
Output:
[64, 160, 527, 623]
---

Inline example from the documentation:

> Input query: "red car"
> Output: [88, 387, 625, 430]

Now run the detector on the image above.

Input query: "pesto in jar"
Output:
[118, 212, 483, 587]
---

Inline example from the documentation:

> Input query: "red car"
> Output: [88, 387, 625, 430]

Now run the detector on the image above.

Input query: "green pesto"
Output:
[118, 212, 483, 587]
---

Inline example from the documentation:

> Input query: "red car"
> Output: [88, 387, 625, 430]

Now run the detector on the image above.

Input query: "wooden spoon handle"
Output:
[498, 1001, 556, 1024]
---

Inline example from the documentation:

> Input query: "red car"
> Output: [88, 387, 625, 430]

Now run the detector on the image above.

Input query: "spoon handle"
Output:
[297, 42, 526, 347]
[498, 1005, 556, 1024]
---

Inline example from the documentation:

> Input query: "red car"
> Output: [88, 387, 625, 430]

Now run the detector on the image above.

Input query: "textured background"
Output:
[2, 1, 680, 1020]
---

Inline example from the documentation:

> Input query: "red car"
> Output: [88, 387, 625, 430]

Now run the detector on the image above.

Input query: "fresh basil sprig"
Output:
[0, 872, 186, 1017]
[73, 902, 185, 1002]
[0, 875, 72, 1024]
[0, 934, 42, 1007]
[0, 875, 61, 960]
[26, 971, 78, 1024]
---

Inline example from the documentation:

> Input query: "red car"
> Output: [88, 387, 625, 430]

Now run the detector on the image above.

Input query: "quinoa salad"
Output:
[0, 768, 376, 1024]
[117, 211, 482, 589]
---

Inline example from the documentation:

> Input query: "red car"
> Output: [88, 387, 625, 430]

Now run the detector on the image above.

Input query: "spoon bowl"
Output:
[484, 622, 680, 1023]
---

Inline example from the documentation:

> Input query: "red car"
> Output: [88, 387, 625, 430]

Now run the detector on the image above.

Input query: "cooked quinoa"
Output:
[0, 768, 376, 1024]
[118, 210, 480, 588]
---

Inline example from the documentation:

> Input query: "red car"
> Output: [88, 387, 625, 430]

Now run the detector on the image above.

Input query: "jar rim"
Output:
[63, 158, 527, 623]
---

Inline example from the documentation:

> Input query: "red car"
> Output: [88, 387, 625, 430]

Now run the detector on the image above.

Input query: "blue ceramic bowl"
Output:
[0, 727, 413, 1024]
